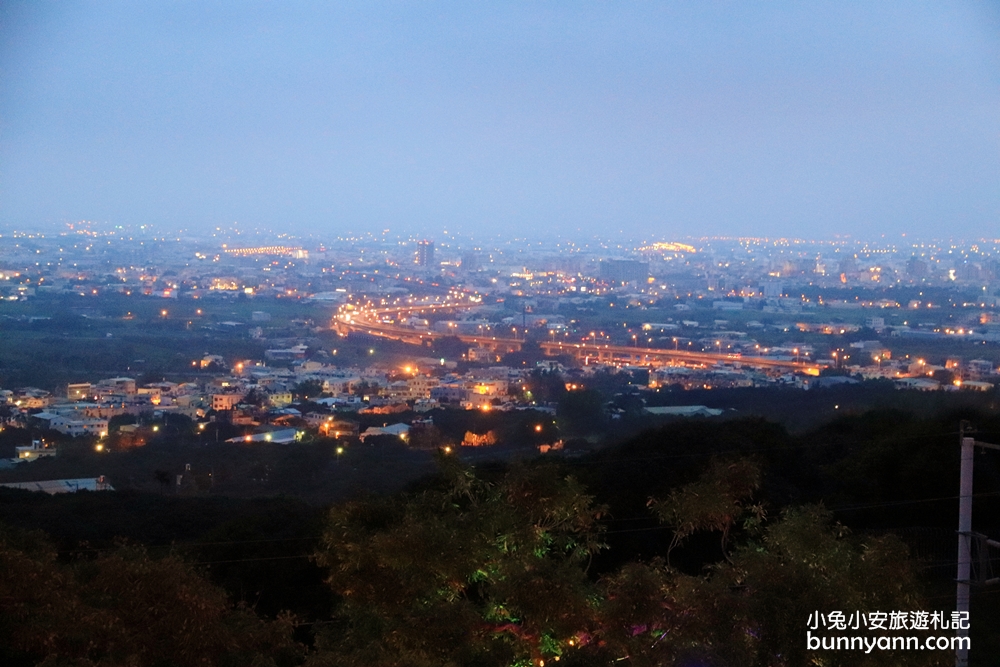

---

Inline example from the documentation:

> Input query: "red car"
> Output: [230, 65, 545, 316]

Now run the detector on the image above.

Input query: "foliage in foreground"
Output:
[0, 525, 301, 667]
[0, 446, 952, 667]
[311, 457, 945, 667]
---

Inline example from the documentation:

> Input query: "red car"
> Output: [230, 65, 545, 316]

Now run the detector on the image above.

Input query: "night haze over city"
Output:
[2, 3, 1000, 667]
[2, 1, 1000, 239]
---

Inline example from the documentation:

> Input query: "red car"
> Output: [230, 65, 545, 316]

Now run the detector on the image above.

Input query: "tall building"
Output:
[416, 240, 435, 267]
[906, 256, 928, 278]
[461, 251, 481, 272]
[761, 281, 784, 299]
[599, 259, 648, 283]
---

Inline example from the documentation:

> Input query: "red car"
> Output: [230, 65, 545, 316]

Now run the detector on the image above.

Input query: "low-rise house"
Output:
[212, 393, 242, 411]
[94, 377, 136, 395]
[14, 388, 51, 409]
[15, 440, 58, 461]
[359, 402, 409, 415]
[67, 383, 92, 400]
[407, 375, 440, 398]
[644, 406, 724, 418]
[0, 477, 113, 494]
[359, 423, 410, 442]
[308, 415, 359, 438]
[264, 345, 309, 361]
[28, 412, 108, 437]
[294, 360, 328, 373]
[267, 408, 301, 426]
[958, 380, 993, 391]
[431, 383, 468, 404]
[467, 347, 501, 362]
[321, 376, 362, 394]
[226, 428, 302, 444]
[137, 386, 163, 404]
[266, 389, 294, 408]
[413, 399, 441, 412]
[57, 417, 109, 438]
[467, 379, 508, 398]
[313, 395, 364, 409]
[966, 359, 996, 380]
[385, 381, 413, 400]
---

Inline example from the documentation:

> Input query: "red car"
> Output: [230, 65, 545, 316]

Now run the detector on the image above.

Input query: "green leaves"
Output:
[0, 449, 943, 667]
[312, 462, 606, 666]
[310, 456, 941, 666]
[649, 458, 763, 559]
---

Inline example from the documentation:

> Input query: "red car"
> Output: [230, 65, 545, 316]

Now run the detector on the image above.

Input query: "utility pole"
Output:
[955, 422, 1000, 667]
[956, 424, 973, 667]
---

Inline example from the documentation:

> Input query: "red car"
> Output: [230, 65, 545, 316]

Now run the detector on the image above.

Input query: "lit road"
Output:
[333, 301, 822, 375]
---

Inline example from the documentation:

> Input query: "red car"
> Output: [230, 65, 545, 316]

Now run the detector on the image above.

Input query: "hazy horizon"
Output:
[2, 2, 999, 240]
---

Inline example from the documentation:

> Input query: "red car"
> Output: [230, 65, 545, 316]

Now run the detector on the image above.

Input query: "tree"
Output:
[432, 335, 468, 360]
[311, 457, 606, 667]
[595, 506, 942, 667]
[931, 369, 955, 386]
[309, 456, 943, 667]
[522, 369, 567, 404]
[616, 458, 945, 667]
[242, 388, 267, 407]
[352, 380, 377, 398]
[498, 341, 547, 368]
[698, 507, 940, 667]
[557, 388, 607, 435]
[153, 469, 171, 494]
[203, 361, 227, 373]
[293, 379, 325, 401]
[0, 523, 302, 667]
[407, 423, 449, 450]
[648, 458, 764, 561]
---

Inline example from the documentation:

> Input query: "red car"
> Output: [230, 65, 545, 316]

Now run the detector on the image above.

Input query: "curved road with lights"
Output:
[333, 301, 822, 375]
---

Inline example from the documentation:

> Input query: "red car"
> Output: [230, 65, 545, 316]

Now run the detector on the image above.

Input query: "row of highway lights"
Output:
[353, 299, 803, 361]
[357, 314, 765, 356]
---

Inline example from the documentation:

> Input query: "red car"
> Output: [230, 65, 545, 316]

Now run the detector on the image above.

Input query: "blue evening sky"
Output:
[1, 1, 998, 240]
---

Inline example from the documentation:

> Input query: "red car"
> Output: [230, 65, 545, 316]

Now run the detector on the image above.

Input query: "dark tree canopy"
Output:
[0, 523, 301, 667]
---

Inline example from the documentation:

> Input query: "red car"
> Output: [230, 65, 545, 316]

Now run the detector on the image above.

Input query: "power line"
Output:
[190, 554, 314, 566]
[828, 490, 1000, 513]
[57, 534, 322, 554]
[596, 489, 1000, 526]
[546, 430, 968, 467]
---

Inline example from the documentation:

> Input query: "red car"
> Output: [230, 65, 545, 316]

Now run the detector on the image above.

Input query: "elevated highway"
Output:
[333, 303, 822, 375]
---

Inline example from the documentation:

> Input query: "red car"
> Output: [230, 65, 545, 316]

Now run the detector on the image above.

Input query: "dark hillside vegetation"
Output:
[1, 405, 998, 664]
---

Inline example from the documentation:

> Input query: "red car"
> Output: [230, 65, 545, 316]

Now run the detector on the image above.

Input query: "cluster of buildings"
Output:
[5, 225, 1000, 308]
[0, 351, 537, 453]
[4, 305, 1000, 455]
[5, 228, 1000, 496]
[2, 339, 998, 478]
[4, 226, 1000, 414]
